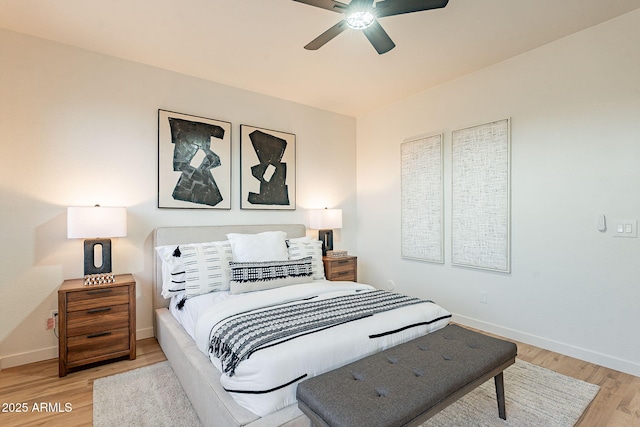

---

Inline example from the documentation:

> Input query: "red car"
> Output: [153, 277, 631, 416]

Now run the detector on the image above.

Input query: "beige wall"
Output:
[356, 10, 640, 376]
[3, 9, 640, 377]
[0, 29, 357, 368]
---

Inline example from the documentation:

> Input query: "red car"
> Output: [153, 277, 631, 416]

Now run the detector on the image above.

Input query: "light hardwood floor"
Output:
[0, 335, 638, 426]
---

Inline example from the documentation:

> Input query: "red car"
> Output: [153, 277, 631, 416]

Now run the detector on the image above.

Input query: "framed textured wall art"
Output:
[158, 110, 232, 209]
[400, 134, 444, 263]
[451, 118, 511, 272]
[240, 125, 296, 210]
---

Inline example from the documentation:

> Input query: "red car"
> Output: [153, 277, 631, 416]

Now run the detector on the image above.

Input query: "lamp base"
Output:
[318, 229, 333, 256]
[83, 238, 113, 276]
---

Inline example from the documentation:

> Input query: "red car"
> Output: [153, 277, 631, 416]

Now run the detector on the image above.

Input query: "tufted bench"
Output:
[296, 324, 517, 427]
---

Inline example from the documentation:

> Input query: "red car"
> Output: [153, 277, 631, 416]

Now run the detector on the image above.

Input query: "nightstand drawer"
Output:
[66, 304, 129, 337]
[66, 327, 131, 363]
[329, 258, 356, 270]
[328, 269, 356, 281]
[67, 287, 129, 311]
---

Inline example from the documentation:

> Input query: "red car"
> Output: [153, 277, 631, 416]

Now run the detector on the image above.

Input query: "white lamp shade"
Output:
[67, 206, 127, 239]
[309, 209, 342, 230]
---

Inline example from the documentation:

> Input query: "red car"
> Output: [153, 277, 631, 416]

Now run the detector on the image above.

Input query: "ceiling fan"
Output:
[293, 0, 449, 54]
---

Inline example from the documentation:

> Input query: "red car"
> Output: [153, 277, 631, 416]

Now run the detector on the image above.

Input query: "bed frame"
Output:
[153, 224, 312, 427]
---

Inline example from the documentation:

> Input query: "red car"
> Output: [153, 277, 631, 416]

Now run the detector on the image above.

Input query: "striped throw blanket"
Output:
[209, 290, 430, 376]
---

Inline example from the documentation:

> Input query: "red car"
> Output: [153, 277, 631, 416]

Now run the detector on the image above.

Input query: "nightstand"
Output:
[58, 273, 136, 377]
[323, 256, 357, 282]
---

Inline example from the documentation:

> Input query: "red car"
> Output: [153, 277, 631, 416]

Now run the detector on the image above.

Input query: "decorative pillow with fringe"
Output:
[156, 240, 232, 299]
[287, 239, 325, 280]
[229, 257, 313, 294]
[181, 241, 233, 298]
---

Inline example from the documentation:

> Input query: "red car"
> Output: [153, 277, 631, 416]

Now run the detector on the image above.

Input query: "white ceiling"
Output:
[2, 0, 640, 117]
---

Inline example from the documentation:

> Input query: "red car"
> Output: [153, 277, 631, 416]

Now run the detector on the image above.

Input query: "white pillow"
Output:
[287, 239, 325, 280]
[155, 240, 232, 299]
[181, 241, 233, 298]
[288, 236, 312, 243]
[156, 245, 187, 298]
[226, 231, 289, 262]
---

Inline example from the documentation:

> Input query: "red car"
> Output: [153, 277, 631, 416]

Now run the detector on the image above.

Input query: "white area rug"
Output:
[93, 360, 599, 427]
[424, 359, 600, 426]
[93, 362, 202, 427]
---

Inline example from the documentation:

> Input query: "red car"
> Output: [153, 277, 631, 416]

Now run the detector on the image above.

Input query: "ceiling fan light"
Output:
[346, 11, 375, 30]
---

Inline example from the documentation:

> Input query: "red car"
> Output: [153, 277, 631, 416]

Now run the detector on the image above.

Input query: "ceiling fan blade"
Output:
[375, 0, 449, 18]
[362, 20, 395, 54]
[348, 0, 375, 7]
[304, 20, 349, 50]
[292, 0, 348, 13]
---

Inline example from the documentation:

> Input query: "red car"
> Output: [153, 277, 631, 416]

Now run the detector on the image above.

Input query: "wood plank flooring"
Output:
[0, 335, 638, 426]
[0, 338, 166, 426]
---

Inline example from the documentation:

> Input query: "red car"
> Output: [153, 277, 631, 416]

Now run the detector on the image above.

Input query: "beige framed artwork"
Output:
[401, 133, 444, 263]
[451, 118, 511, 272]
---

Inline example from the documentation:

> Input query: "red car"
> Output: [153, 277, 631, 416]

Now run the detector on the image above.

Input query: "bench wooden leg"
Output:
[494, 372, 506, 420]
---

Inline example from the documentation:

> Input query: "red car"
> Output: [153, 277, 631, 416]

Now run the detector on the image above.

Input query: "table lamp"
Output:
[309, 208, 342, 255]
[67, 205, 127, 283]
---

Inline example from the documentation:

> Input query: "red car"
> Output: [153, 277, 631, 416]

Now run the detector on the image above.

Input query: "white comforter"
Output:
[180, 281, 451, 417]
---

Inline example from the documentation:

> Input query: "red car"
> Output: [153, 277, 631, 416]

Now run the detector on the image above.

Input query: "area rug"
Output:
[93, 362, 202, 427]
[93, 360, 599, 427]
[424, 359, 600, 426]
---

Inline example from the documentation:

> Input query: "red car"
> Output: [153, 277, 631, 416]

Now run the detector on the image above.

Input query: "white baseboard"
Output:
[0, 346, 58, 370]
[137, 327, 154, 340]
[0, 327, 156, 371]
[453, 314, 640, 377]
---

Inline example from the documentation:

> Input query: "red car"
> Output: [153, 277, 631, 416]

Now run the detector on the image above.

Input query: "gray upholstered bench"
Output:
[296, 324, 517, 427]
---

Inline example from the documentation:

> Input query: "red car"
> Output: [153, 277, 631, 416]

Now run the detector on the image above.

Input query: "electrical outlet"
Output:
[46, 311, 58, 330]
[480, 292, 488, 304]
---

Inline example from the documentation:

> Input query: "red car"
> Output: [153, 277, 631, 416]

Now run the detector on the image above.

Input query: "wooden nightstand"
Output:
[58, 273, 136, 377]
[323, 256, 357, 282]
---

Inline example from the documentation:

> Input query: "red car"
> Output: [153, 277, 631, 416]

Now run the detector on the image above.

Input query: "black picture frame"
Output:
[158, 110, 232, 209]
[240, 125, 296, 210]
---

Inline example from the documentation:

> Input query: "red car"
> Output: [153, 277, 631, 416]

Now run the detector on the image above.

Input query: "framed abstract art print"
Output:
[158, 110, 231, 209]
[240, 125, 296, 210]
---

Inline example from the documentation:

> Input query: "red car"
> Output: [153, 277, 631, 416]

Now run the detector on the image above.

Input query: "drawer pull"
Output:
[87, 289, 113, 295]
[337, 260, 350, 265]
[87, 307, 112, 314]
[87, 331, 112, 339]
[337, 271, 350, 276]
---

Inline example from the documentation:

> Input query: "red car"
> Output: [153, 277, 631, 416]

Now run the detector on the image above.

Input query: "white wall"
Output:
[0, 29, 356, 368]
[356, 10, 640, 376]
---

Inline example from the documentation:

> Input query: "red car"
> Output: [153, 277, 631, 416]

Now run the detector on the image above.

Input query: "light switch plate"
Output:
[613, 219, 637, 238]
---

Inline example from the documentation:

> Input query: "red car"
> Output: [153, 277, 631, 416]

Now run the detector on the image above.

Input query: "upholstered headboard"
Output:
[153, 224, 307, 310]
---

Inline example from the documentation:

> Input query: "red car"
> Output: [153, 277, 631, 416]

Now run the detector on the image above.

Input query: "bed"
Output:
[153, 224, 451, 427]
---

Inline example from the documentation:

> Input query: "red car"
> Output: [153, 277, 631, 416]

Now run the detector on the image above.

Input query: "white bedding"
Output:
[171, 281, 451, 417]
